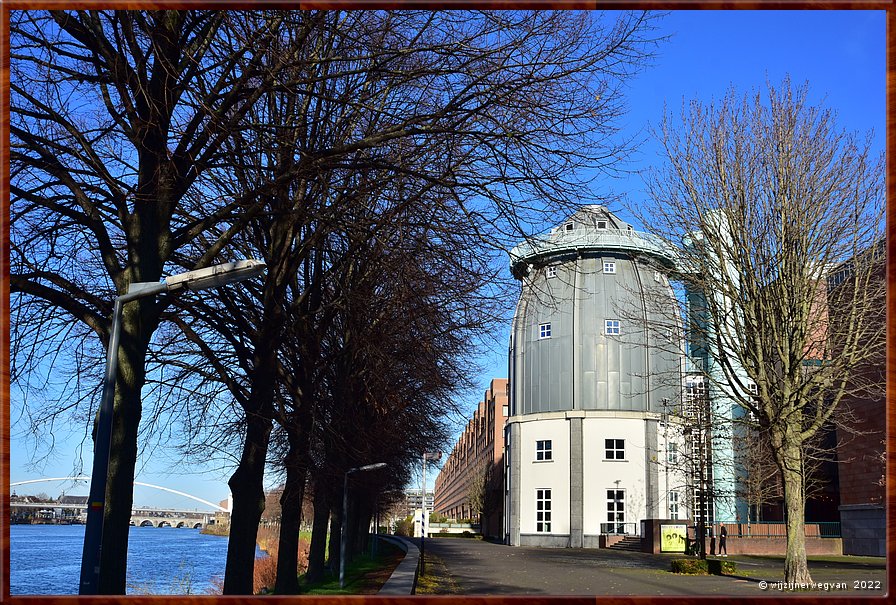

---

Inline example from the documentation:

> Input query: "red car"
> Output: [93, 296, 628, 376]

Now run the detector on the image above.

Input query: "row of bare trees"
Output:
[11, 9, 662, 594]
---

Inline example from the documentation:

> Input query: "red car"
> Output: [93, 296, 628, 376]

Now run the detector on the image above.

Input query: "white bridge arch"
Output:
[10, 476, 228, 512]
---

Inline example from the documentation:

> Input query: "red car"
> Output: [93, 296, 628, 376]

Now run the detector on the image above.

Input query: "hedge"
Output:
[671, 558, 737, 575]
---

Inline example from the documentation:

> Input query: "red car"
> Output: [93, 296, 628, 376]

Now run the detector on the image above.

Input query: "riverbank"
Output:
[200, 523, 229, 537]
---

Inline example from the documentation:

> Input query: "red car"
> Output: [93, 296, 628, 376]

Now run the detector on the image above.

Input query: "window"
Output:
[565, 223, 574, 232]
[536, 439, 552, 461]
[539, 323, 552, 339]
[605, 438, 625, 460]
[667, 442, 678, 465]
[606, 489, 625, 533]
[597, 220, 608, 229]
[684, 377, 708, 420]
[603, 261, 616, 274]
[604, 320, 620, 335]
[692, 490, 714, 527]
[502, 405, 509, 417]
[536, 489, 552, 532]
[546, 266, 557, 278]
[669, 491, 679, 520]
[654, 270, 661, 282]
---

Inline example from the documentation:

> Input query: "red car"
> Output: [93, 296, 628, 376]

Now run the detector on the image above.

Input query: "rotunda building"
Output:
[504, 205, 688, 547]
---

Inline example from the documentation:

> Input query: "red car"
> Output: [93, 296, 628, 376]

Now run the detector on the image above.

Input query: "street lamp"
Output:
[79, 260, 265, 595]
[340, 462, 387, 589]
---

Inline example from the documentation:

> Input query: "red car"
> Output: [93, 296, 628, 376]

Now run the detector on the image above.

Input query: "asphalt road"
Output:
[419, 537, 888, 596]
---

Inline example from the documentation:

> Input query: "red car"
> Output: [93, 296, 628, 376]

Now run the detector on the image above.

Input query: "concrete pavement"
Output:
[420, 537, 887, 596]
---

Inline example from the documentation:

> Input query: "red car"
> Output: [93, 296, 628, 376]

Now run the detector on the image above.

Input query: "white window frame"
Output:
[539, 323, 552, 339]
[536, 489, 552, 532]
[606, 489, 625, 533]
[536, 439, 553, 462]
[604, 320, 621, 335]
[605, 438, 625, 460]
[669, 490, 680, 520]
[667, 442, 678, 465]
[546, 266, 557, 278]
[603, 261, 616, 274]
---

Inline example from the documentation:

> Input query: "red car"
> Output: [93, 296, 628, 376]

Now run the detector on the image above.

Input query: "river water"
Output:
[11, 524, 263, 595]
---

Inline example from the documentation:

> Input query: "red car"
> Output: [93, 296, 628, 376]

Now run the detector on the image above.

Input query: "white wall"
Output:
[512, 412, 686, 541]
[582, 417, 647, 535]
[518, 418, 570, 535]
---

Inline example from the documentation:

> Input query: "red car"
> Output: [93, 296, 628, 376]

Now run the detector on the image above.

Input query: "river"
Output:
[11, 524, 263, 595]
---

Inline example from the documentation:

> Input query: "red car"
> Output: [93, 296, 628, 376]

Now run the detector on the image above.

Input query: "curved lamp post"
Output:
[79, 260, 266, 595]
[340, 462, 387, 589]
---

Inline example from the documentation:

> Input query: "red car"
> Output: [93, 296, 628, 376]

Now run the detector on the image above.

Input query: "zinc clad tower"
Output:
[504, 205, 685, 547]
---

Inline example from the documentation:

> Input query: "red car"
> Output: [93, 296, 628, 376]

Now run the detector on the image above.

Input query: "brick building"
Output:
[433, 378, 508, 539]
[830, 244, 886, 556]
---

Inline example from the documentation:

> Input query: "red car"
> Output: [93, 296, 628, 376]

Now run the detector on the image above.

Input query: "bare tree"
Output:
[9, 11, 301, 593]
[639, 78, 885, 583]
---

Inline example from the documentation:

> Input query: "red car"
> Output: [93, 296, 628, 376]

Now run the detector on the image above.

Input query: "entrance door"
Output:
[607, 489, 625, 534]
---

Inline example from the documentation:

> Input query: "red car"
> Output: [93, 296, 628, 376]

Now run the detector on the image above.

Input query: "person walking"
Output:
[719, 525, 728, 557]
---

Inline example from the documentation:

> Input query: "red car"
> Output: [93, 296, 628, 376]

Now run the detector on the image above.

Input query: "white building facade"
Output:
[504, 206, 689, 547]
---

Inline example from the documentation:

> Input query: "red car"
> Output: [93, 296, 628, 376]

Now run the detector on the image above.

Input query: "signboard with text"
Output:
[660, 524, 688, 553]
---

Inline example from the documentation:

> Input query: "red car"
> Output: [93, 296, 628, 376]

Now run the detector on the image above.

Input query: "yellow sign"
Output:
[661, 524, 688, 553]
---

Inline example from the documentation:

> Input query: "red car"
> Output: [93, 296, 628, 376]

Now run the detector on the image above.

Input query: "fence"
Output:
[721, 522, 841, 538]
[600, 522, 638, 536]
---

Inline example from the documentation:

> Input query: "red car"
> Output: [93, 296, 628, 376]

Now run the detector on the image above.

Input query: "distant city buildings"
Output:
[399, 489, 434, 519]
[433, 379, 507, 539]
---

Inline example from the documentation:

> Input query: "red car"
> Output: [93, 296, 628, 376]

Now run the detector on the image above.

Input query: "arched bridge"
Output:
[10, 477, 228, 529]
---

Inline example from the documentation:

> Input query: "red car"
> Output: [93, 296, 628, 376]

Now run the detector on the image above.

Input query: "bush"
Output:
[670, 558, 737, 576]
[671, 559, 707, 575]
[394, 516, 414, 537]
[254, 553, 279, 594]
[707, 559, 737, 575]
[253, 536, 311, 594]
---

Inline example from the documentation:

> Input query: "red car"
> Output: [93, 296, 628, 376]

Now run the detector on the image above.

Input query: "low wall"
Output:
[377, 535, 419, 595]
[596, 535, 628, 549]
[519, 533, 570, 547]
[642, 519, 842, 556]
[428, 523, 479, 536]
[717, 536, 842, 556]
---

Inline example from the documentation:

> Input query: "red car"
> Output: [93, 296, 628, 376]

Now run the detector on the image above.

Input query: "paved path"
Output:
[420, 538, 887, 596]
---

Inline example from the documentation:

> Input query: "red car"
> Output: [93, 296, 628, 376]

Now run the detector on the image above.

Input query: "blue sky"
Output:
[11, 9, 886, 505]
[448, 8, 885, 489]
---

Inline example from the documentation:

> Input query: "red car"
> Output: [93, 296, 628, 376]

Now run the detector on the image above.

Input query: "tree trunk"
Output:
[98, 299, 157, 593]
[353, 500, 372, 556]
[223, 413, 273, 594]
[274, 426, 310, 594]
[327, 493, 343, 572]
[779, 441, 812, 584]
[306, 484, 332, 584]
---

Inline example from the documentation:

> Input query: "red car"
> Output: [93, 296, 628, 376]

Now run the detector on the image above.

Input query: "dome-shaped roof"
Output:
[510, 206, 677, 277]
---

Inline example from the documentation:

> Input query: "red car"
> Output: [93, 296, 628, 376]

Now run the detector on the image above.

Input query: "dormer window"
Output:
[597, 220, 608, 229]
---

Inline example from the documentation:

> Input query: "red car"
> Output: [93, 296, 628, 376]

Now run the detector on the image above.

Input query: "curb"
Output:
[376, 535, 420, 595]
